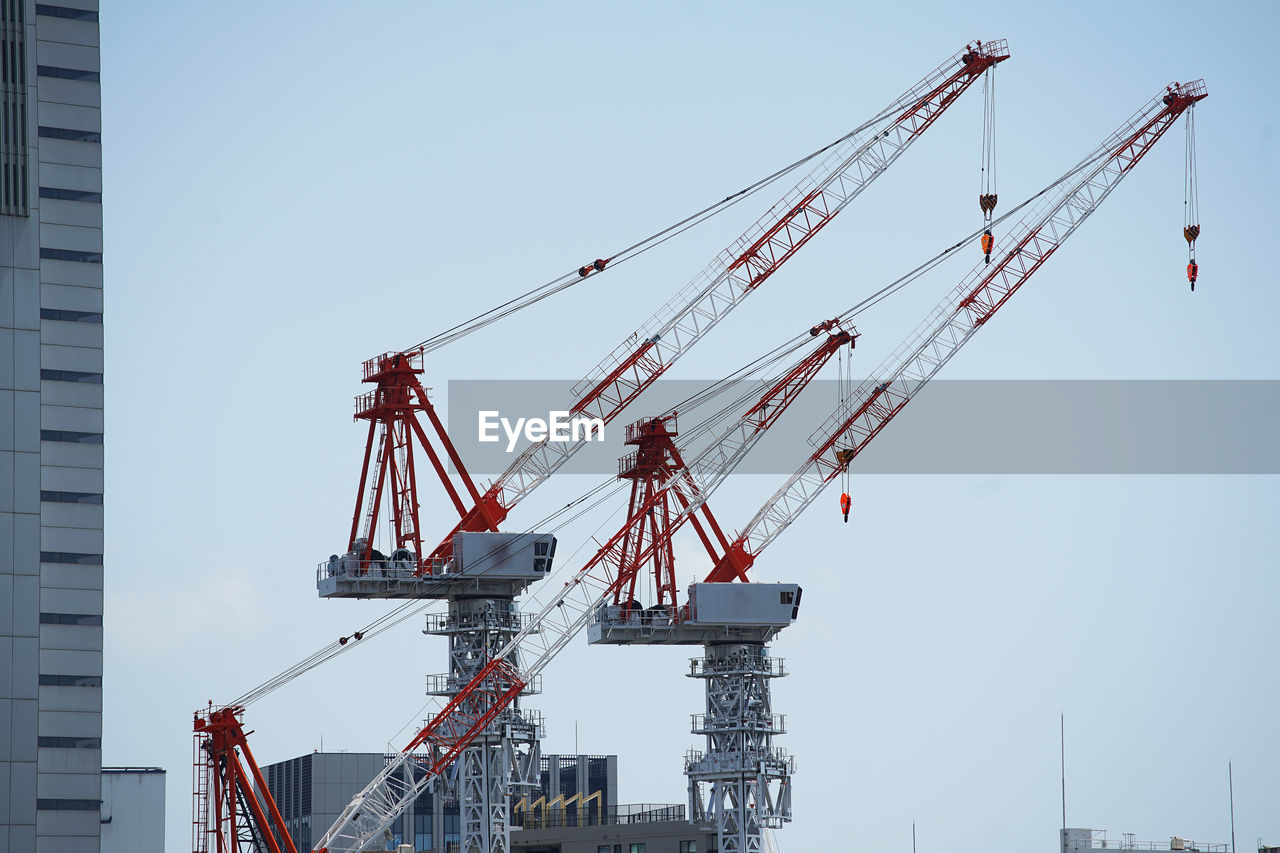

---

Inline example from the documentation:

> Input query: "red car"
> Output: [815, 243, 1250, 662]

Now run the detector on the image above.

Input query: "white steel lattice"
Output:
[733, 80, 1207, 559]
[686, 644, 793, 853]
[491, 41, 1010, 511]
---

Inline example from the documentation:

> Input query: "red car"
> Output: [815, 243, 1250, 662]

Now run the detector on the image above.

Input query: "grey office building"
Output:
[0, 1, 104, 851]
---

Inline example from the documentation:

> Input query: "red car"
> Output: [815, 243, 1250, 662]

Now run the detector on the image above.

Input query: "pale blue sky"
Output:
[98, 3, 1278, 851]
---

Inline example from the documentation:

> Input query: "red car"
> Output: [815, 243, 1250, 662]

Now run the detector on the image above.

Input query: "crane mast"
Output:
[393, 39, 1010, 565]
[706, 79, 1209, 579]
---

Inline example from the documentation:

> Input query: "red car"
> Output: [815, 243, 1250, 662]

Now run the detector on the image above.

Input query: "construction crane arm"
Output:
[315, 79, 1207, 851]
[427, 39, 1011, 561]
[313, 325, 856, 853]
[706, 80, 1209, 579]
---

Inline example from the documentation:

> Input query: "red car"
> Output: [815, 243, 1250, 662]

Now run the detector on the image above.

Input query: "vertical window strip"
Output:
[0, 2, 25, 216]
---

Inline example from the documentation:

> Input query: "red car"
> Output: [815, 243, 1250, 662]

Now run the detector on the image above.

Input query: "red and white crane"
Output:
[342, 40, 1011, 570]
[197, 41, 1012, 853]
[310, 78, 1207, 853]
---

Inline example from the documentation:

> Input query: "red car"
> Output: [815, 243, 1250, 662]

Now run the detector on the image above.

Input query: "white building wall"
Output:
[101, 769, 166, 853]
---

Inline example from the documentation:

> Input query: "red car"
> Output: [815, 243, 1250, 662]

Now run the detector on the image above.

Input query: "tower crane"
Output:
[196, 40, 1011, 853]
[310, 78, 1206, 853]
[597, 78, 1208, 853]
[314, 318, 861, 853]
[308, 40, 1010, 853]
[339, 40, 1010, 572]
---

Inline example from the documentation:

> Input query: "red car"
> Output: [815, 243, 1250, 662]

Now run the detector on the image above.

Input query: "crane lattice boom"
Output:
[706, 79, 1208, 577]
[428, 39, 1010, 562]
[314, 78, 1206, 853]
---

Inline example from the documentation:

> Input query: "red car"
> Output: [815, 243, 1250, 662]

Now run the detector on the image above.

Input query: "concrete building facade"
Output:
[100, 767, 165, 853]
[0, 1, 104, 851]
[263, 752, 621, 853]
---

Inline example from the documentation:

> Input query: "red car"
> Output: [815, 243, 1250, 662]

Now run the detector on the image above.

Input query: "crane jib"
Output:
[726, 79, 1208, 564]
[569, 339, 665, 417]
[313, 42, 1025, 853]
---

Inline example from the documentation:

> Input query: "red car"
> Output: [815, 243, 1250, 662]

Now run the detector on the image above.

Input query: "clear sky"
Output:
[98, 2, 1278, 852]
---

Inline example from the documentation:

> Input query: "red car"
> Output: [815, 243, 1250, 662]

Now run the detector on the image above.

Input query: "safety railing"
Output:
[685, 747, 795, 774]
[691, 713, 786, 735]
[316, 556, 448, 584]
[424, 672, 543, 697]
[422, 610, 536, 635]
[688, 655, 786, 678]
[593, 603, 684, 628]
[511, 803, 686, 829]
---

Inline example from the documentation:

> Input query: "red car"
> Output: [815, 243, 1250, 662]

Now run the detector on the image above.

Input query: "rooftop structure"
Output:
[1063, 828, 1230, 853]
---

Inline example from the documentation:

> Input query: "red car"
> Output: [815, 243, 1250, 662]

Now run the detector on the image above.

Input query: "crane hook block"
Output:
[979, 193, 998, 214]
[981, 229, 994, 263]
[840, 492, 851, 523]
[1187, 260, 1198, 291]
[1184, 224, 1200, 244]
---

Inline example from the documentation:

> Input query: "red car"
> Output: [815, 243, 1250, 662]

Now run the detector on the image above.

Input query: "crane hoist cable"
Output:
[407, 100, 916, 359]
[1184, 99, 1200, 291]
[837, 346, 851, 522]
[978, 64, 999, 263]
[663, 131, 1117, 432]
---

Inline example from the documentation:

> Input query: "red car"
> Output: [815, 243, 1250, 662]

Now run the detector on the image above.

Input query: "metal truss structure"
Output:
[424, 597, 543, 853]
[192, 706, 297, 853]
[341, 40, 1009, 569]
[686, 644, 793, 853]
[708, 79, 1209, 579]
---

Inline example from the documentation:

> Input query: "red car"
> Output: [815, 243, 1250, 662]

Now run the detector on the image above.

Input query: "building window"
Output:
[39, 674, 101, 687]
[598, 847, 610, 853]
[40, 369, 102, 383]
[36, 65, 99, 82]
[40, 247, 102, 263]
[0, 0, 27, 216]
[38, 125, 99, 142]
[39, 186, 101, 203]
[41, 308, 102, 323]
[35, 4, 99, 21]
[40, 551, 103, 565]
[41, 429, 103, 443]
[41, 490, 103, 504]
[36, 799, 100, 810]
[40, 612, 102, 625]
[414, 812, 432, 852]
[38, 736, 101, 748]
[680, 842, 698, 853]
[630, 845, 647, 853]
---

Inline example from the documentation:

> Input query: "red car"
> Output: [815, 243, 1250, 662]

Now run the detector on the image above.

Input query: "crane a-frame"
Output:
[308, 79, 1207, 853]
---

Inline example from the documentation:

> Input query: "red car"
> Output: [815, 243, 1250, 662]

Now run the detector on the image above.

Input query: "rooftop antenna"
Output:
[914, 822, 918, 853]
[1229, 760, 1236, 853]
[1061, 714, 1067, 831]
